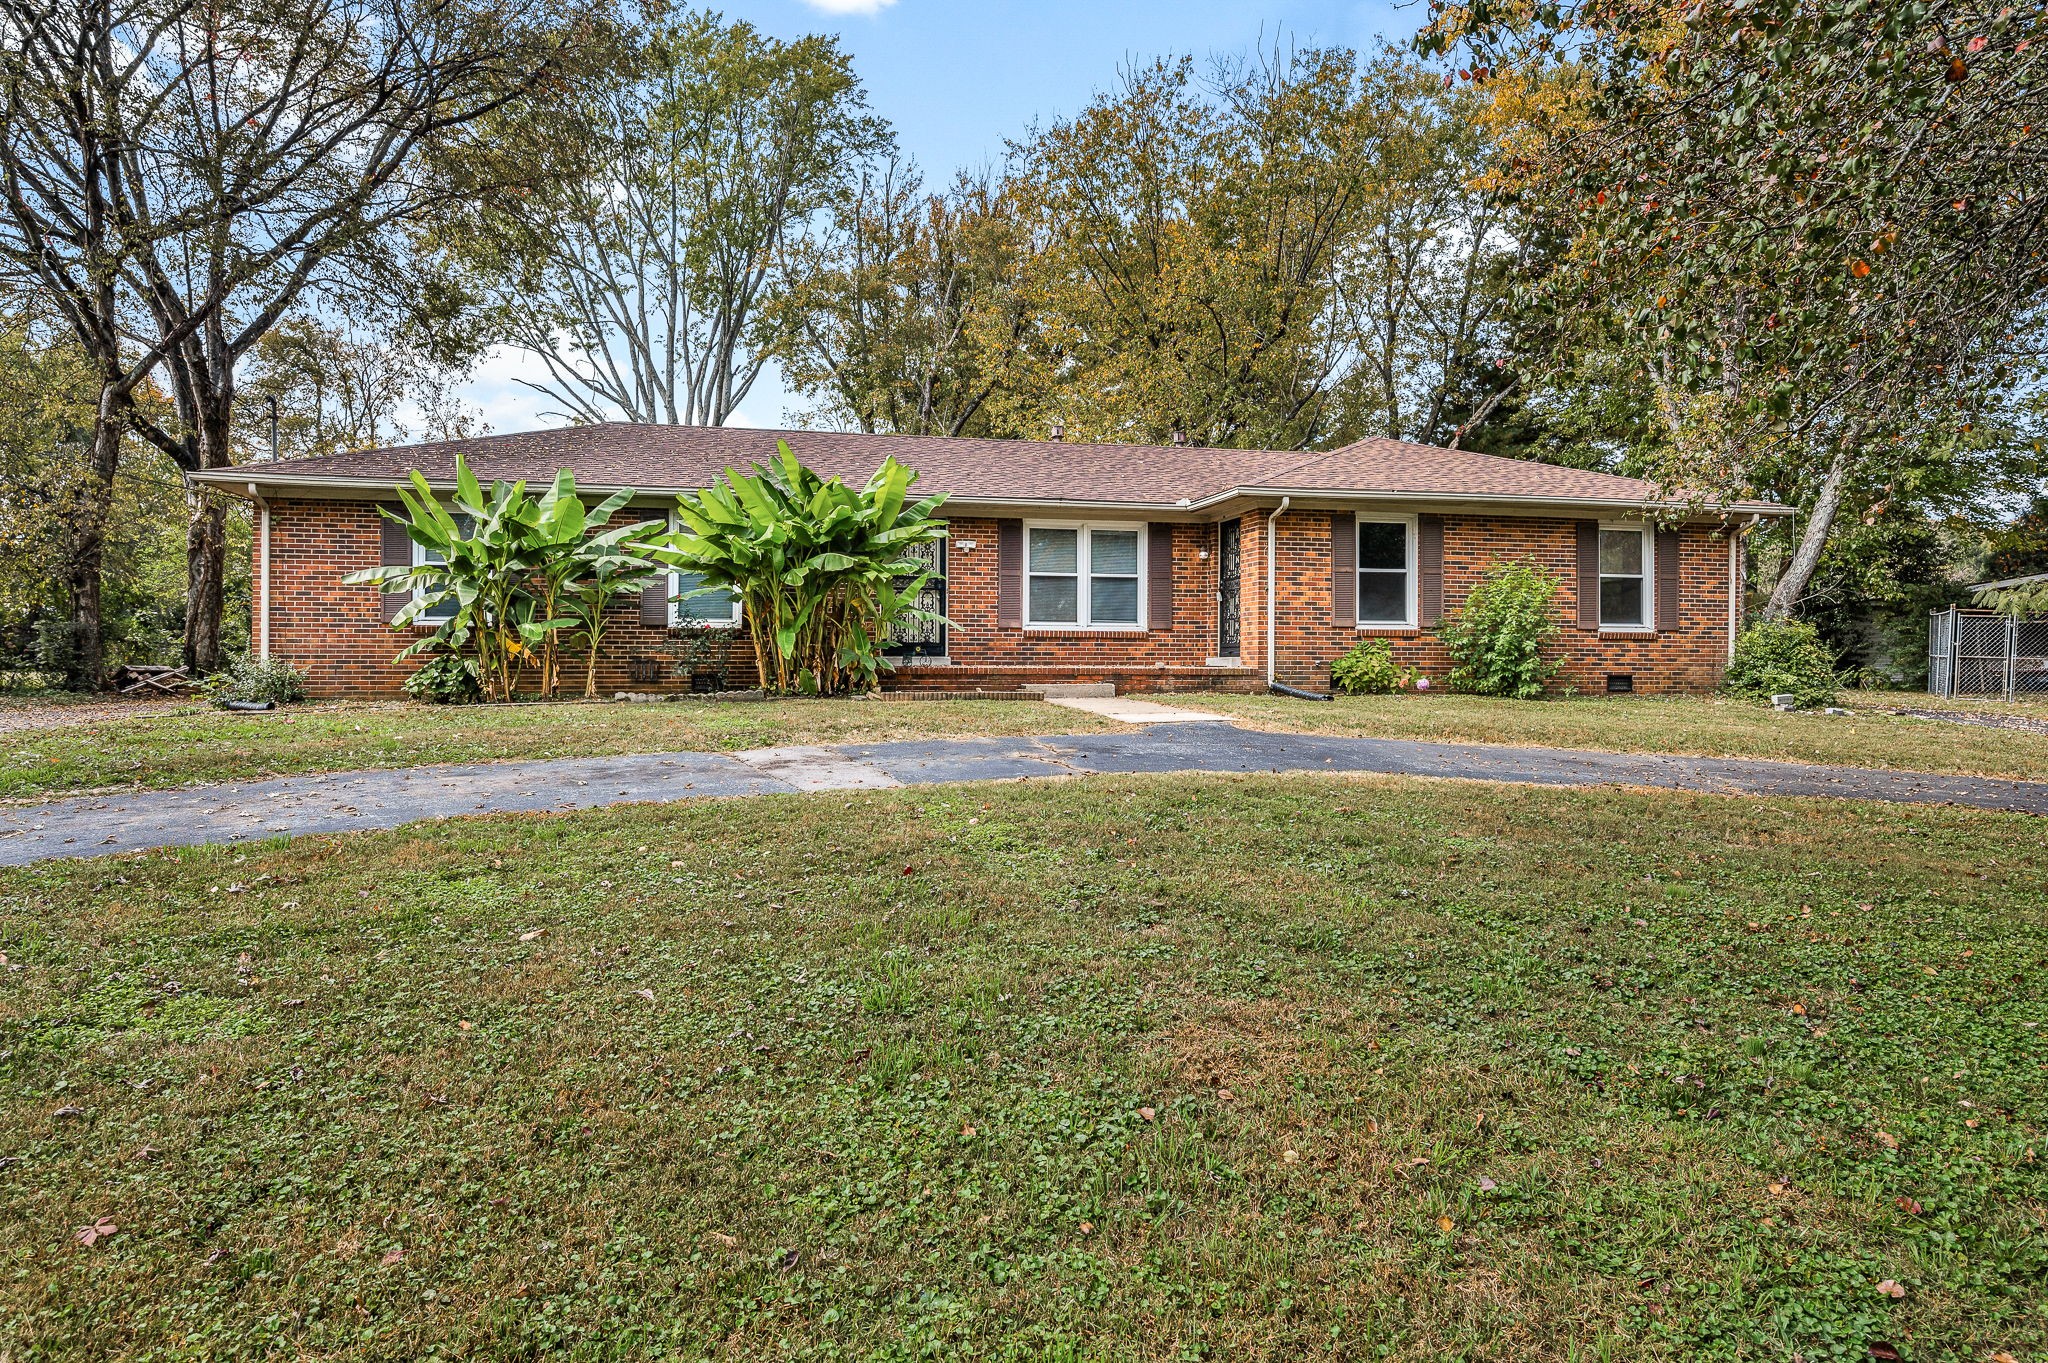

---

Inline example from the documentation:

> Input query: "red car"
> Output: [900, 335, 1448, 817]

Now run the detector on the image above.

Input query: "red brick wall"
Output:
[256, 499, 1731, 699]
[1264, 509, 1733, 695]
[258, 498, 756, 700]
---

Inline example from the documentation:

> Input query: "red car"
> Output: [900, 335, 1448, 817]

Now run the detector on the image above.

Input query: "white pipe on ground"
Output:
[1265, 497, 1290, 686]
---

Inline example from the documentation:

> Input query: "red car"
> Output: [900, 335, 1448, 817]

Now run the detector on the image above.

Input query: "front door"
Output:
[1217, 518, 1241, 658]
[884, 535, 948, 659]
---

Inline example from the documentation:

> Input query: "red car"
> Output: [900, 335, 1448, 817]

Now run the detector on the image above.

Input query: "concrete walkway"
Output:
[2, 724, 2043, 866]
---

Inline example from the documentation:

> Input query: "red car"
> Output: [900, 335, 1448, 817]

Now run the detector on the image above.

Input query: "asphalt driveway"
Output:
[2, 723, 2043, 866]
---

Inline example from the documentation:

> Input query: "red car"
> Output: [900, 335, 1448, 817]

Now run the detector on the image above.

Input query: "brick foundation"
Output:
[255, 498, 1733, 700]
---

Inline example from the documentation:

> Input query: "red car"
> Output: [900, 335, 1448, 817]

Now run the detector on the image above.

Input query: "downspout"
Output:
[1265, 497, 1290, 687]
[250, 483, 271, 663]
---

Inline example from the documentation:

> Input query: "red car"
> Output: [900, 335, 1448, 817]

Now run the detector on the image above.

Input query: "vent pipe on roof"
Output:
[1049, 420, 1065, 442]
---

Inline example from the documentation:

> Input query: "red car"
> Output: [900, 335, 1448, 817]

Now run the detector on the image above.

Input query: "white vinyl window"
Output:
[1599, 525, 1652, 630]
[1356, 517, 1417, 627]
[665, 511, 741, 627]
[1026, 523, 1144, 628]
[672, 570, 741, 628]
[411, 513, 472, 623]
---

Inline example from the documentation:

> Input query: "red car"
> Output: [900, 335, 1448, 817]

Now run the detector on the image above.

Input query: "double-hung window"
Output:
[411, 514, 472, 624]
[1026, 523, 1143, 628]
[1598, 526, 1651, 629]
[672, 570, 741, 627]
[1356, 518, 1415, 627]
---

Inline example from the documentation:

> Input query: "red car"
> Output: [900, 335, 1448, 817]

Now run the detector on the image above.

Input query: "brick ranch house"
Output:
[193, 424, 1789, 699]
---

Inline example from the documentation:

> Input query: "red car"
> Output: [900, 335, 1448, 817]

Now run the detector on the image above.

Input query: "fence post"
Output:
[2007, 614, 2019, 703]
[1949, 607, 1962, 699]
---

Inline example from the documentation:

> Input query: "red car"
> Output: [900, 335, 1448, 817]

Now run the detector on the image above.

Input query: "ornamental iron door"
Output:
[1217, 518, 1241, 657]
[884, 534, 948, 658]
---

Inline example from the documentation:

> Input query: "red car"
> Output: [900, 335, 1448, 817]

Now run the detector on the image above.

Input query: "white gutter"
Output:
[1265, 497, 1290, 686]
[251, 482, 271, 662]
[190, 467, 1795, 521]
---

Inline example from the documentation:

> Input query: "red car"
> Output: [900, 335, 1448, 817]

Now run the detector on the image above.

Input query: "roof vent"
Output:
[1171, 427, 1187, 446]
[1049, 420, 1065, 442]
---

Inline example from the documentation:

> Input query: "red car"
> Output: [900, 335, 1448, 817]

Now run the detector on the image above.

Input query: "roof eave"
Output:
[196, 467, 1791, 519]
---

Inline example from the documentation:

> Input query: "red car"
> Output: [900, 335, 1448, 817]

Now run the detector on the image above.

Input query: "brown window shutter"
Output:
[639, 576, 672, 629]
[1656, 528, 1682, 632]
[1418, 513, 1444, 626]
[1147, 523, 1174, 630]
[378, 504, 411, 623]
[996, 519, 1024, 628]
[1576, 520, 1601, 630]
[1330, 510, 1356, 625]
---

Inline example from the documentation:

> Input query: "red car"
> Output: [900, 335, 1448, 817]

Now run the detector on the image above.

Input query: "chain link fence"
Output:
[1929, 607, 2048, 700]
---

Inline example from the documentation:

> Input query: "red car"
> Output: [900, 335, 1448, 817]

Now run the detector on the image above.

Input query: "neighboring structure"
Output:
[193, 424, 1789, 699]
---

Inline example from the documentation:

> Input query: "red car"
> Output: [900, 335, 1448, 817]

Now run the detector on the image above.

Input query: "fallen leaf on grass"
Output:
[53, 1105, 84, 1119]
[633, 989, 655, 1003]
[1281, 1149, 1300, 1163]
[1478, 1177, 1498, 1192]
[518, 927, 546, 942]
[1875, 1279, 1906, 1299]
[1896, 1196, 1923, 1215]
[708, 1232, 737, 1248]
[73, 1218, 117, 1247]
[381, 1248, 403, 1266]
[1868, 1345, 1903, 1362]
[1874, 1130, 1899, 1149]
[960, 1124, 977, 1138]
[1437, 1215, 1456, 1233]
[1138, 1107, 1156, 1122]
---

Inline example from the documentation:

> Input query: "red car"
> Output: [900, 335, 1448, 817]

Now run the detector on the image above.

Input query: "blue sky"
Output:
[456, 0, 1412, 434]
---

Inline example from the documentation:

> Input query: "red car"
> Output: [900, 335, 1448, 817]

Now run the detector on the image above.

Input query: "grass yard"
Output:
[1166, 691, 2048, 781]
[0, 698, 1123, 800]
[3, 775, 2043, 1360]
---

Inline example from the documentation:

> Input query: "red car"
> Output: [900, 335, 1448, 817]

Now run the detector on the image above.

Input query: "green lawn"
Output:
[0, 698, 1123, 800]
[3, 775, 2042, 1359]
[1166, 691, 2048, 781]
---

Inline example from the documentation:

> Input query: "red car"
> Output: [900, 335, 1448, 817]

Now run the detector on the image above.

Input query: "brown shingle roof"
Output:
[203, 422, 1786, 515]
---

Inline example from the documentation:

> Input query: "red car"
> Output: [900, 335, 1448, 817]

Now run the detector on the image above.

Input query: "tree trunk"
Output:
[181, 395, 235, 674]
[58, 398, 128, 690]
[1763, 440, 1854, 619]
[183, 489, 229, 674]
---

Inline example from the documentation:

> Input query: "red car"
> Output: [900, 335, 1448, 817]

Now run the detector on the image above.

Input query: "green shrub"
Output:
[403, 653, 484, 705]
[1438, 560, 1563, 700]
[1330, 638, 1417, 695]
[1725, 618, 1838, 707]
[210, 656, 308, 706]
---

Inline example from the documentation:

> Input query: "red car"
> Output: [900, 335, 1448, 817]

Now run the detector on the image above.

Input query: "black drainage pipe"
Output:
[1267, 682, 1334, 702]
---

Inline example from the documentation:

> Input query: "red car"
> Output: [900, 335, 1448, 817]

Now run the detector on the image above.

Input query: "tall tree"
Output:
[0, 0, 211, 685]
[1329, 59, 1518, 448]
[3, 0, 590, 678]
[1425, 0, 2048, 615]
[239, 312, 485, 463]
[774, 161, 1041, 437]
[454, 8, 891, 427]
[1006, 48, 1387, 450]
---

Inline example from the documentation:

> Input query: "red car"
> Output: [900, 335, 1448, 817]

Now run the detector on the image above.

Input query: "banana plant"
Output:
[345, 456, 665, 702]
[656, 440, 949, 695]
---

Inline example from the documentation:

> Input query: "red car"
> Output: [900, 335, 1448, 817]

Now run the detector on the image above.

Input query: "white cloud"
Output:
[799, 0, 897, 15]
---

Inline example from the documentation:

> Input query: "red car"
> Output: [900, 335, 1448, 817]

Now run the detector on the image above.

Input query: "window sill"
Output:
[1598, 627, 1657, 638]
[1355, 624, 1419, 635]
[1021, 624, 1146, 635]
